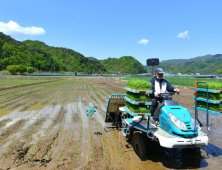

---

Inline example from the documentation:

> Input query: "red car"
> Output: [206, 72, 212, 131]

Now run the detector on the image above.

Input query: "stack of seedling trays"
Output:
[193, 82, 222, 114]
[123, 79, 152, 117]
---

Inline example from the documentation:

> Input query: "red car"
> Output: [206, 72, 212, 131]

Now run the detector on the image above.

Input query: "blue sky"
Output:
[0, 0, 222, 64]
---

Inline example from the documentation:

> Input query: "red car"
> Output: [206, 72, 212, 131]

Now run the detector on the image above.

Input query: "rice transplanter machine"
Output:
[88, 58, 218, 159]
[103, 58, 214, 159]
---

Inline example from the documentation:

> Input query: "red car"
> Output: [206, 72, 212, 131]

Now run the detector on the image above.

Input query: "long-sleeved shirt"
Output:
[149, 76, 175, 93]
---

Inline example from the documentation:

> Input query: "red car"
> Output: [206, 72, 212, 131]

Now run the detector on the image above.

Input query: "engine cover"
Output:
[159, 105, 198, 138]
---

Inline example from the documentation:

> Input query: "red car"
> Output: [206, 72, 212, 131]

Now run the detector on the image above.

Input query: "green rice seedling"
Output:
[125, 102, 150, 113]
[126, 92, 151, 101]
[198, 82, 222, 90]
[197, 101, 222, 111]
[197, 92, 222, 100]
[126, 79, 151, 90]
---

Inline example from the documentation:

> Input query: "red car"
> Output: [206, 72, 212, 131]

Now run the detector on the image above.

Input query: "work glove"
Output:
[174, 88, 180, 93]
[154, 92, 160, 97]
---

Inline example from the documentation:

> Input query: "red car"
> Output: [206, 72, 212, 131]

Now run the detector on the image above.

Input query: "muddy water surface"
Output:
[0, 78, 221, 169]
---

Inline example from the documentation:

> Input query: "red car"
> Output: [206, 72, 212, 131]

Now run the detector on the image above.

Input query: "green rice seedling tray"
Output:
[124, 96, 152, 105]
[193, 97, 221, 104]
[124, 87, 153, 95]
[126, 79, 152, 91]
[125, 91, 151, 102]
[195, 101, 222, 112]
[195, 91, 222, 100]
[197, 82, 222, 90]
[123, 106, 151, 117]
[193, 88, 222, 93]
[125, 101, 150, 114]
[193, 106, 222, 115]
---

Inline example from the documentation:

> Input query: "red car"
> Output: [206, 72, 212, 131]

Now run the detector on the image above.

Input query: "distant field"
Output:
[0, 75, 61, 80]
[0, 79, 52, 88]
[123, 76, 222, 87]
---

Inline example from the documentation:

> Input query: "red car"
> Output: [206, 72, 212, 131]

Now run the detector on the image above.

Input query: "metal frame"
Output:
[194, 82, 210, 135]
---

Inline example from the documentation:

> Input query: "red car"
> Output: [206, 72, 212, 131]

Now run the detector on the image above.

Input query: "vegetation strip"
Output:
[123, 76, 222, 87]
[0, 80, 59, 91]
[85, 81, 108, 161]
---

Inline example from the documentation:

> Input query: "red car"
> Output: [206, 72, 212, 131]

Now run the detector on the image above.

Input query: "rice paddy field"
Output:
[0, 76, 221, 170]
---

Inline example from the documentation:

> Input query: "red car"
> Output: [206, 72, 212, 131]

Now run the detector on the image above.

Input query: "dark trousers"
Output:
[150, 97, 161, 117]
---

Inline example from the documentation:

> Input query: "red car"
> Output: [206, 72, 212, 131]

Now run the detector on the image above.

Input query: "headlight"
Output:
[191, 117, 199, 131]
[168, 112, 187, 131]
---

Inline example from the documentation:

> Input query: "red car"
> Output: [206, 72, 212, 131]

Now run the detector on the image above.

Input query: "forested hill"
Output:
[100, 56, 147, 74]
[148, 55, 222, 75]
[22, 40, 107, 73]
[0, 32, 107, 73]
[0, 32, 147, 74]
[0, 32, 53, 71]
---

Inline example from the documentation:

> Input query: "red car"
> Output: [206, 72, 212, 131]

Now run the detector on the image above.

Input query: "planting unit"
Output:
[193, 84, 222, 114]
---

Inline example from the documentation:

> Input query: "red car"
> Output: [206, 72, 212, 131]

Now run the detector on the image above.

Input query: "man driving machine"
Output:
[149, 68, 180, 123]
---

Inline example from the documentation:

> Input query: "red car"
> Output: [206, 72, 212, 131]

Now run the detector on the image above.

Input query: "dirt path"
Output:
[73, 83, 91, 169]
[81, 80, 110, 169]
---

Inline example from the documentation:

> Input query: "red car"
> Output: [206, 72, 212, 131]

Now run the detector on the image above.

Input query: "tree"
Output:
[216, 69, 222, 75]
[27, 67, 35, 73]
[7, 65, 18, 75]
[18, 64, 27, 74]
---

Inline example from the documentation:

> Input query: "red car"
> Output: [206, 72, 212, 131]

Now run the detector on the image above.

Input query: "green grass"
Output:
[125, 102, 150, 113]
[126, 79, 151, 90]
[123, 76, 222, 87]
[126, 92, 151, 101]
[197, 101, 222, 111]
[197, 92, 222, 100]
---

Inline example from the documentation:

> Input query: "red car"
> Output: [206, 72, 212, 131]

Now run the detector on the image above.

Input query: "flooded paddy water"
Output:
[0, 77, 221, 169]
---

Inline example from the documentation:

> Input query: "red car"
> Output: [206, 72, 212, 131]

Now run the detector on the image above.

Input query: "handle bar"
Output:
[159, 92, 175, 95]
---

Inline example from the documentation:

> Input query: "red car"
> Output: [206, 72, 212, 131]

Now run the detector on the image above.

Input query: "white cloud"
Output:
[177, 31, 190, 39]
[138, 39, 149, 45]
[0, 20, 45, 35]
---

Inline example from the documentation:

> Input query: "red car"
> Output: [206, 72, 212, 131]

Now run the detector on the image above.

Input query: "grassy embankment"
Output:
[123, 76, 222, 87]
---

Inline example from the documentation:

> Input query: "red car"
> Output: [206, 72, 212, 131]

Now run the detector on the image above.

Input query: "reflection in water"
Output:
[202, 143, 222, 157]
[187, 108, 222, 157]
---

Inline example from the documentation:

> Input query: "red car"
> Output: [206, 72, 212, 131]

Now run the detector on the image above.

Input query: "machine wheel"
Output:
[132, 133, 147, 160]
[182, 147, 201, 155]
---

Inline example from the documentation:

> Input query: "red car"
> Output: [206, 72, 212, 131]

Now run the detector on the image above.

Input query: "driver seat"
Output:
[163, 100, 179, 106]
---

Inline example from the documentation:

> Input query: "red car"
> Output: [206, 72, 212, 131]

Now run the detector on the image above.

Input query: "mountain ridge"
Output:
[161, 54, 222, 64]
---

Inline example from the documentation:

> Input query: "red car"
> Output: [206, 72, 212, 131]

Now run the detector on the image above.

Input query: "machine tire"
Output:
[182, 147, 201, 155]
[133, 133, 147, 160]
